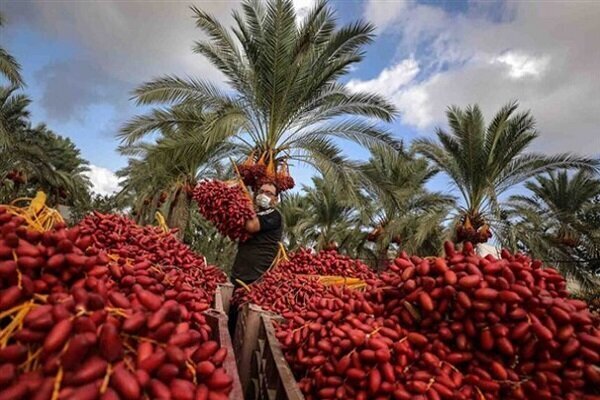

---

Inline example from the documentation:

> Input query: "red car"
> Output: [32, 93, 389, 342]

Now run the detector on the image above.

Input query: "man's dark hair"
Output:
[258, 181, 279, 196]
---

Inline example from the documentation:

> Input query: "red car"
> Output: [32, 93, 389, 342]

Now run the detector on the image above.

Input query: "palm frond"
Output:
[131, 75, 228, 107]
[496, 153, 599, 193]
[284, 119, 398, 152]
[0, 49, 24, 87]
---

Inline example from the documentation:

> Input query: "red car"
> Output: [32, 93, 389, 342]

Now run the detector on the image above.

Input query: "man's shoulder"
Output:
[271, 208, 283, 221]
[257, 208, 282, 218]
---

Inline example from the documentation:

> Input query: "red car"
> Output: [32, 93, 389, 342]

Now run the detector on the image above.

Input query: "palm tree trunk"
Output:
[142, 194, 160, 225]
[167, 186, 191, 239]
[166, 187, 181, 227]
[376, 242, 389, 272]
[134, 203, 143, 225]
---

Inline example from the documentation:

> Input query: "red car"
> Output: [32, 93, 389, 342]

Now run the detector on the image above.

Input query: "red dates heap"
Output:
[276, 242, 600, 400]
[232, 249, 376, 315]
[276, 248, 376, 280]
[231, 270, 331, 315]
[78, 211, 226, 297]
[192, 180, 256, 242]
[276, 287, 409, 400]
[0, 206, 236, 400]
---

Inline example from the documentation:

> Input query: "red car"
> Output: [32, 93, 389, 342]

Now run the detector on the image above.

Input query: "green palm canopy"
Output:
[0, 86, 29, 148]
[415, 101, 599, 244]
[118, 0, 398, 192]
[503, 171, 600, 287]
[361, 145, 454, 258]
[516, 171, 600, 222]
[0, 13, 24, 88]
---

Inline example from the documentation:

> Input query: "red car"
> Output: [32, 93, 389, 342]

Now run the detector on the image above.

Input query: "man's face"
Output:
[256, 183, 278, 207]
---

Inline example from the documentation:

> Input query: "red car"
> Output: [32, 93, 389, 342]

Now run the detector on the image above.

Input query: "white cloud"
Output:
[347, 58, 420, 98]
[85, 165, 122, 196]
[493, 52, 550, 79]
[359, 1, 600, 155]
[364, 0, 410, 32]
[347, 58, 432, 128]
[292, 0, 318, 22]
[392, 81, 432, 129]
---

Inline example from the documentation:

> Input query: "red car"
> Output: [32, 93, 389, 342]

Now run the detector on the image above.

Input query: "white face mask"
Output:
[256, 193, 272, 209]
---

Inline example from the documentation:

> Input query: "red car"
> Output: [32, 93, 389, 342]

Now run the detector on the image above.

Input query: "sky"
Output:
[1, 0, 599, 196]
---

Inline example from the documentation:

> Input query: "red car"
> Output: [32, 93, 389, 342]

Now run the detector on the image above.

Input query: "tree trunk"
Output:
[167, 186, 190, 240]
[142, 194, 160, 226]
[166, 187, 181, 228]
[134, 203, 143, 225]
[376, 243, 389, 272]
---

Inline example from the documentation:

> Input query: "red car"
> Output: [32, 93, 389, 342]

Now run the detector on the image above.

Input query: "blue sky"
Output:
[2, 0, 599, 197]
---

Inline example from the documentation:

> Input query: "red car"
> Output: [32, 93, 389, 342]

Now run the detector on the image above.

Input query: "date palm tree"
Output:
[502, 170, 600, 287]
[360, 145, 454, 268]
[577, 195, 600, 279]
[512, 170, 600, 232]
[278, 192, 310, 249]
[297, 176, 362, 250]
[119, 0, 397, 193]
[278, 146, 453, 268]
[415, 101, 599, 244]
[1, 124, 91, 207]
[0, 13, 24, 88]
[24, 125, 91, 206]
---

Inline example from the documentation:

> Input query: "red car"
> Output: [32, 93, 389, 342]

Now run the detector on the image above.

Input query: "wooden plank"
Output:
[214, 281, 234, 314]
[204, 309, 244, 400]
[260, 314, 305, 400]
[234, 303, 265, 394]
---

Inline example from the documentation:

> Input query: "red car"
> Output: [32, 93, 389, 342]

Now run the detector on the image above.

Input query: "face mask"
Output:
[256, 193, 272, 209]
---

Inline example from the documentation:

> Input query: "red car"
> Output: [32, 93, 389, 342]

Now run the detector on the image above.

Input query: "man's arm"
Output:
[245, 211, 281, 234]
[245, 216, 260, 233]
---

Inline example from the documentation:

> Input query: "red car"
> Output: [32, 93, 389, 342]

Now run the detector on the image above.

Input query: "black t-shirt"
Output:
[231, 208, 283, 282]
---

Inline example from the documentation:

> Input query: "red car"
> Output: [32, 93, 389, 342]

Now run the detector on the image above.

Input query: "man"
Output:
[228, 182, 283, 334]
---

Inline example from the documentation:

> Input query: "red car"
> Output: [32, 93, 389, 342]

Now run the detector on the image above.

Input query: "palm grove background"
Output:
[1, 1, 599, 294]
